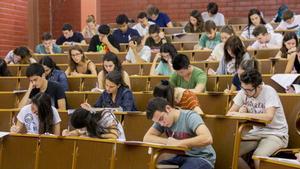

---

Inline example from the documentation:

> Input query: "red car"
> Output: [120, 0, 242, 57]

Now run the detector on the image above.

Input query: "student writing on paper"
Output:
[62, 107, 125, 140]
[11, 93, 61, 136]
[227, 70, 289, 169]
[143, 97, 216, 169]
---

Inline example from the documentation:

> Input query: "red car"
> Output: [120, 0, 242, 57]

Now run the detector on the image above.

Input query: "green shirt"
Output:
[199, 32, 221, 49]
[170, 66, 207, 89]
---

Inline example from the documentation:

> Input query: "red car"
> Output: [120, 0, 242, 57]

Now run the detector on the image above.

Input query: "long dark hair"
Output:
[153, 80, 175, 107]
[106, 70, 128, 88]
[246, 9, 266, 38]
[187, 10, 204, 32]
[102, 52, 122, 74]
[39, 56, 60, 78]
[224, 36, 246, 71]
[0, 58, 11, 76]
[71, 108, 120, 138]
[31, 93, 54, 134]
[280, 32, 298, 58]
[160, 43, 177, 63]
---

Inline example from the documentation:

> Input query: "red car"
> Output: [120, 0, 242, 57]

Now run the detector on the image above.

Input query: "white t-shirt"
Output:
[276, 15, 300, 30]
[201, 12, 225, 26]
[132, 21, 155, 37]
[125, 46, 151, 63]
[17, 104, 61, 134]
[210, 42, 224, 61]
[241, 23, 274, 39]
[251, 33, 283, 49]
[233, 85, 288, 138]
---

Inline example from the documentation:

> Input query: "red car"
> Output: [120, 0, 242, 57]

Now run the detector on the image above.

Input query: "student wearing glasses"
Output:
[227, 70, 288, 169]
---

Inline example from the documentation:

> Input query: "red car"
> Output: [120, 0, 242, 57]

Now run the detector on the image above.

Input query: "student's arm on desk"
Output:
[190, 83, 205, 94]
[143, 127, 168, 145]
[167, 124, 212, 148]
[227, 103, 275, 122]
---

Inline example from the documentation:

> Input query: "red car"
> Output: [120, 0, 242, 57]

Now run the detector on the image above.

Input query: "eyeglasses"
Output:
[241, 86, 256, 93]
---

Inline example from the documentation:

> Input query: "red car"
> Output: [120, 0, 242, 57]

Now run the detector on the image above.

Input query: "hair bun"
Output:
[161, 80, 169, 86]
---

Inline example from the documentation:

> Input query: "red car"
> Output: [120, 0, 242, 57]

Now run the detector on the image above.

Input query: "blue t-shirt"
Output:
[232, 74, 241, 91]
[149, 13, 171, 27]
[35, 44, 62, 54]
[112, 28, 140, 44]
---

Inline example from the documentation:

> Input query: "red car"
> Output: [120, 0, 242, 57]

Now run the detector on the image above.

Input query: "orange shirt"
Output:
[177, 90, 200, 110]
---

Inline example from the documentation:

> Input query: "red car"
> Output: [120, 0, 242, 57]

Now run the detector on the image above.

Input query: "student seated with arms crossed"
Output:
[194, 20, 221, 50]
[87, 24, 120, 53]
[11, 93, 61, 136]
[56, 23, 86, 45]
[170, 54, 207, 94]
[65, 45, 97, 76]
[125, 36, 151, 63]
[247, 25, 283, 50]
[112, 14, 140, 44]
[81, 70, 137, 112]
[153, 80, 204, 115]
[143, 97, 216, 169]
[227, 69, 288, 169]
[62, 107, 125, 140]
[35, 32, 62, 54]
[18, 63, 66, 110]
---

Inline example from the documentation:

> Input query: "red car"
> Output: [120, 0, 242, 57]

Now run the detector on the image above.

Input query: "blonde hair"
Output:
[86, 15, 95, 23]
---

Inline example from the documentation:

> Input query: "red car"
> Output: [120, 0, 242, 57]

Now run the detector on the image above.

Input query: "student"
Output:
[195, 20, 221, 50]
[271, 4, 289, 23]
[88, 24, 120, 53]
[62, 108, 125, 140]
[248, 25, 283, 50]
[132, 12, 155, 37]
[154, 80, 204, 114]
[201, 2, 225, 26]
[227, 70, 288, 169]
[275, 32, 298, 59]
[241, 9, 274, 39]
[150, 43, 177, 76]
[11, 93, 61, 135]
[65, 45, 97, 76]
[208, 25, 235, 61]
[225, 58, 259, 94]
[81, 15, 99, 39]
[56, 23, 86, 45]
[145, 24, 170, 52]
[146, 5, 173, 27]
[285, 45, 300, 73]
[35, 32, 62, 54]
[5, 46, 36, 64]
[39, 56, 68, 91]
[112, 14, 140, 44]
[170, 54, 207, 94]
[215, 36, 251, 75]
[276, 10, 300, 30]
[82, 70, 137, 111]
[125, 36, 151, 63]
[143, 97, 216, 169]
[184, 10, 204, 33]
[0, 58, 11, 76]
[98, 52, 131, 89]
[18, 63, 66, 110]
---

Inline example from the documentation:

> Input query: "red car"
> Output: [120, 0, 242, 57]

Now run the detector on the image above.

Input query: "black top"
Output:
[294, 55, 300, 73]
[145, 37, 171, 50]
[56, 32, 84, 45]
[29, 81, 66, 108]
[87, 34, 120, 52]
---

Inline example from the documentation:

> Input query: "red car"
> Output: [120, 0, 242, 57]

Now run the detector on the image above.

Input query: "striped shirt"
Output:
[177, 90, 200, 110]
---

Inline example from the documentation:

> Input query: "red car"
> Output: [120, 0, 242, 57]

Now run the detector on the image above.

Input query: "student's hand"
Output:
[286, 85, 295, 93]
[10, 125, 20, 133]
[128, 41, 137, 49]
[159, 32, 165, 39]
[224, 89, 232, 94]
[101, 35, 109, 45]
[295, 153, 300, 162]
[70, 71, 79, 76]
[288, 47, 297, 54]
[62, 129, 70, 136]
[153, 53, 161, 61]
[207, 68, 216, 75]
[203, 47, 211, 51]
[28, 81, 35, 90]
[80, 102, 92, 111]
[63, 42, 71, 45]
[238, 105, 248, 113]
[166, 137, 185, 147]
